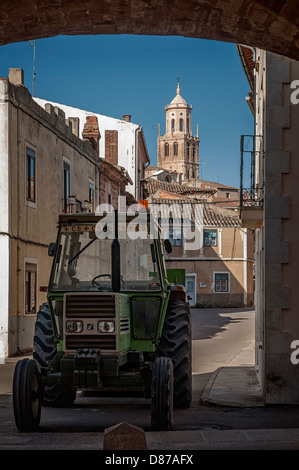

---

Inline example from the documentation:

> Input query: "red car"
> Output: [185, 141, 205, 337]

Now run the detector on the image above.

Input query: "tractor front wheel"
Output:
[13, 358, 41, 431]
[151, 356, 174, 431]
[157, 300, 192, 409]
[34, 303, 76, 407]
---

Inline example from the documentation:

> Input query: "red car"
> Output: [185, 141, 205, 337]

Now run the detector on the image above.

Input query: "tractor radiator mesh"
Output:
[64, 293, 117, 352]
[66, 334, 116, 351]
[65, 294, 115, 318]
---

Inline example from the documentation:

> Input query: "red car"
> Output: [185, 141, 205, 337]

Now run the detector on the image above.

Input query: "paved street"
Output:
[1, 307, 299, 450]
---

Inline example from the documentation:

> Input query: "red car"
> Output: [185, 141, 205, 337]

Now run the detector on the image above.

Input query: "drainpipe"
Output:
[135, 127, 141, 201]
[243, 228, 248, 307]
[16, 106, 21, 353]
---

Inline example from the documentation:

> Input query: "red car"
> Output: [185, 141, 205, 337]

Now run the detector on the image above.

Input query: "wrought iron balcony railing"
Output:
[240, 134, 263, 209]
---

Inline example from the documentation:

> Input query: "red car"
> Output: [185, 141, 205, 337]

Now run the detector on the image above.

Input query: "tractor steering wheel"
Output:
[92, 274, 112, 289]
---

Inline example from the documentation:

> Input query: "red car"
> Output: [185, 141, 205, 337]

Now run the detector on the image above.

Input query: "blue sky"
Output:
[0, 34, 253, 188]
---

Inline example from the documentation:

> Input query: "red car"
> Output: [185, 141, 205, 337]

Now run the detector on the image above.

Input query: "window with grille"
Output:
[26, 146, 36, 203]
[215, 273, 229, 293]
[89, 181, 95, 210]
[204, 229, 217, 246]
[164, 142, 169, 157]
[63, 159, 71, 211]
[173, 142, 178, 156]
[169, 228, 182, 246]
[25, 262, 37, 314]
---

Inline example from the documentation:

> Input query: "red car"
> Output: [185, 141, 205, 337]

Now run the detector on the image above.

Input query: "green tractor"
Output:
[13, 211, 192, 432]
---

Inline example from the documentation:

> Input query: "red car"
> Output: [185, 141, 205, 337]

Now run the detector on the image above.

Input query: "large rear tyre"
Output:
[13, 358, 41, 431]
[157, 300, 192, 409]
[33, 303, 76, 407]
[151, 356, 174, 431]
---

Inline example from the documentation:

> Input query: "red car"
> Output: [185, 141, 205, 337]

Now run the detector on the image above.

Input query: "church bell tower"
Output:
[157, 82, 199, 181]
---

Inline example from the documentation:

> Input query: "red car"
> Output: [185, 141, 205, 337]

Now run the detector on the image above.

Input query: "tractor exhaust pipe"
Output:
[111, 209, 121, 292]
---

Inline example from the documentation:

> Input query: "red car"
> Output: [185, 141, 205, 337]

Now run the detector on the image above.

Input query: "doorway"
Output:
[186, 274, 196, 307]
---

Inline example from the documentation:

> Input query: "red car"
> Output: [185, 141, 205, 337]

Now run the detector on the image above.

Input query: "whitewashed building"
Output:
[34, 98, 150, 201]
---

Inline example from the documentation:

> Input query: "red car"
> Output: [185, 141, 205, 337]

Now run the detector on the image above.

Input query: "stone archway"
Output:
[0, 1, 299, 60]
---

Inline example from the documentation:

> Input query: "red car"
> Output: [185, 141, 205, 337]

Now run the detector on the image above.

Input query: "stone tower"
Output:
[157, 82, 199, 181]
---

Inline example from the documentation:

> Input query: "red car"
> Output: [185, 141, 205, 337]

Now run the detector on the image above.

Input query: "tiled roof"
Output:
[145, 178, 216, 197]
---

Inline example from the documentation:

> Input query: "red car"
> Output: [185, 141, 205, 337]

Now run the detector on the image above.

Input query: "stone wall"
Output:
[1, 1, 299, 60]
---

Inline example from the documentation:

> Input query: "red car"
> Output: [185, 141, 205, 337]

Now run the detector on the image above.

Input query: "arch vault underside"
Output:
[0, 1, 299, 60]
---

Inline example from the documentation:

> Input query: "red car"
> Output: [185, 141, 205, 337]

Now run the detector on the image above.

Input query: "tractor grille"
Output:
[65, 294, 115, 318]
[120, 318, 130, 333]
[65, 334, 116, 351]
[64, 293, 117, 352]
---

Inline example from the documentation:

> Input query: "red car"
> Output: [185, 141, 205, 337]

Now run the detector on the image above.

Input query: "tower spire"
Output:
[176, 79, 181, 95]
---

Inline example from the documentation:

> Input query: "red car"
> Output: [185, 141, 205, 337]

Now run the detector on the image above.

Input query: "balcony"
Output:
[240, 135, 264, 228]
[240, 188, 263, 228]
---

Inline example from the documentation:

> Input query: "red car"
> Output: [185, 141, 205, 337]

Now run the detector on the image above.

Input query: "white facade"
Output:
[34, 98, 149, 200]
[0, 79, 9, 361]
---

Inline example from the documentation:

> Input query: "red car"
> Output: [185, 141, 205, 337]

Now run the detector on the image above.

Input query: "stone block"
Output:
[265, 284, 291, 308]
[103, 422, 147, 450]
[266, 127, 283, 150]
[265, 240, 289, 264]
[264, 194, 289, 218]
[267, 60, 290, 84]
[266, 150, 290, 174]
[267, 83, 282, 106]
[267, 105, 290, 128]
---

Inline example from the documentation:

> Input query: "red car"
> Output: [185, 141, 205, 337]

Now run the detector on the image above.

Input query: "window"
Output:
[171, 119, 175, 132]
[226, 192, 230, 199]
[63, 159, 71, 211]
[25, 262, 37, 314]
[215, 273, 229, 293]
[186, 145, 190, 161]
[164, 142, 169, 157]
[204, 229, 217, 246]
[169, 228, 182, 246]
[26, 146, 36, 203]
[173, 142, 178, 156]
[89, 180, 95, 210]
[179, 118, 184, 132]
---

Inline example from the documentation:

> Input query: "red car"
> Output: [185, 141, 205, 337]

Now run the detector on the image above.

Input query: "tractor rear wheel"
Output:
[157, 300, 192, 408]
[33, 302, 76, 407]
[151, 356, 174, 431]
[13, 358, 41, 431]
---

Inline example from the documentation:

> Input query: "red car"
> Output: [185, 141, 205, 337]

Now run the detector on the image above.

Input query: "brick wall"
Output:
[105, 130, 118, 165]
[82, 115, 100, 153]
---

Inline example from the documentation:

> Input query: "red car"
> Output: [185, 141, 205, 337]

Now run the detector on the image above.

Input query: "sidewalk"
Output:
[200, 339, 263, 408]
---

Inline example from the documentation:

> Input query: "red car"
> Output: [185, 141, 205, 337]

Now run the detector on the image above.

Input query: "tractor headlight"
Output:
[98, 321, 115, 333]
[66, 320, 83, 333]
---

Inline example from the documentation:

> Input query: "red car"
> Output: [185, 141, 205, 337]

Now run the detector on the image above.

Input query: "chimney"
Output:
[82, 116, 100, 153]
[105, 130, 118, 165]
[123, 114, 131, 122]
[8, 68, 24, 86]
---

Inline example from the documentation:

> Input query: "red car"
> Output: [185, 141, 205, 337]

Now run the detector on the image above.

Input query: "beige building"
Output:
[239, 46, 299, 404]
[157, 82, 199, 181]
[146, 178, 253, 307]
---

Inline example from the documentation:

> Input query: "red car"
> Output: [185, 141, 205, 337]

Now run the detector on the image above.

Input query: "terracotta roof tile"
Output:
[149, 200, 240, 228]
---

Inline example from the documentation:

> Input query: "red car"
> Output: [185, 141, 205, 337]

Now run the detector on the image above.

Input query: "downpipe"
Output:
[111, 209, 120, 293]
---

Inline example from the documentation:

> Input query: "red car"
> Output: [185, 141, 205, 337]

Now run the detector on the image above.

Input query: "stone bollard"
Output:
[103, 422, 147, 450]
